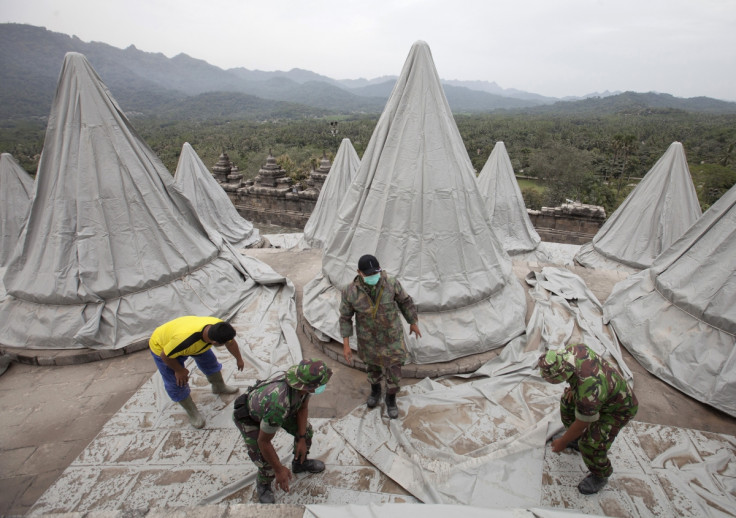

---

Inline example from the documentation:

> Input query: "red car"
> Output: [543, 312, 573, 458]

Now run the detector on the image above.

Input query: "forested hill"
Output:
[1, 22, 735, 121]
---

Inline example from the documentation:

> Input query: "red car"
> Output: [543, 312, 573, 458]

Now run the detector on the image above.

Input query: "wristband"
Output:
[297, 434, 307, 439]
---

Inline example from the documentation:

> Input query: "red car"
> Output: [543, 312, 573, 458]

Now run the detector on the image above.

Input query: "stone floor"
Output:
[1, 246, 734, 516]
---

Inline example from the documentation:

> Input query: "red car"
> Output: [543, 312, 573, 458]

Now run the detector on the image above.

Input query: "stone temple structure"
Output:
[299, 151, 332, 201]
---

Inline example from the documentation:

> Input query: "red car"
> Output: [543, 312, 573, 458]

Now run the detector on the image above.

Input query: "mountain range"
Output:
[2, 23, 735, 121]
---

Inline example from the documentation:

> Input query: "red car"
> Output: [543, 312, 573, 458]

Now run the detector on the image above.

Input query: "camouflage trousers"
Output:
[232, 415, 315, 484]
[560, 391, 638, 478]
[367, 362, 402, 395]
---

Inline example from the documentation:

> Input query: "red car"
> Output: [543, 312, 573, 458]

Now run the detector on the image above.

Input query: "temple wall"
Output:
[229, 192, 604, 245]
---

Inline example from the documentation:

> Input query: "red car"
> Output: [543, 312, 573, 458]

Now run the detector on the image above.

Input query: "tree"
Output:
[529, 141, 596, 207]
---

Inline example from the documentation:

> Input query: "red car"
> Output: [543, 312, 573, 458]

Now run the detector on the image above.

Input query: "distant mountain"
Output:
[532, 91, 736, 115]
[1, 23, 735, 121]
[443, 79, 557, 103]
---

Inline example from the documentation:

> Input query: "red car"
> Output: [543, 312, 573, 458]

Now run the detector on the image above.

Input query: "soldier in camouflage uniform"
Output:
[538, 343, 638, 494]
[232, 359, 332, 504]
[340, 254, 421, 419]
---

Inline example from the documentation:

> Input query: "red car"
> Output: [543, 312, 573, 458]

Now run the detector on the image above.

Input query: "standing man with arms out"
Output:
[340, 254, 421, 419]
[232, 359, 332, 504]
[149, 315, 244, 429]
[538, 343, 638, 494]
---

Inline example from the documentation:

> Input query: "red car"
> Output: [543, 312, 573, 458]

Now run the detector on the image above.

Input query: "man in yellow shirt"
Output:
[150, 315, 245, 428]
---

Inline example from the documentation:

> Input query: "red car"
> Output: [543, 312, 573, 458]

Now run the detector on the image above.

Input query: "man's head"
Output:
[207, 322, 236, 345]
[285, 359, 333, 392]
[537, 348, 574, 384]
[357, 254, 381, 276]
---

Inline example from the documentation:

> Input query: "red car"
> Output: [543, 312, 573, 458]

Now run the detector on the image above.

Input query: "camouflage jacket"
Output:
[563, 344, 638, 423]
[241, 376, 309, 434]
[339, 272, 418, 365]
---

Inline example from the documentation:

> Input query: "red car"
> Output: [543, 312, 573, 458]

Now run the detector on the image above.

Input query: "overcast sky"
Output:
[2, 0, 735, 101]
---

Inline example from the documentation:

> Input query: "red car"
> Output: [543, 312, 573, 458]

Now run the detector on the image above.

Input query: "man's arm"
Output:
[339, 290, 355, 363]
[551, 419, 588, 452]
[257, 430, 293, 492]
[392, 278, 420, 337]
[224, 339, 245, 371]
[294, 397, 310, 462]
[159, 351, 189, 387]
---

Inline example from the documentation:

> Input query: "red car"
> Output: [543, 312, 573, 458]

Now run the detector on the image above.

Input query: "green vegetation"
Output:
[2, 110, 735, 216]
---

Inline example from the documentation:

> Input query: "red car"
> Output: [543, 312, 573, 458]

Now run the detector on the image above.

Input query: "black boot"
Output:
[292, 458, 325, 473]
[385, 393, 398, 419]
[256, 481, 275, 503]
[367, 383, 381, 408]
[578, 473, 608, 494]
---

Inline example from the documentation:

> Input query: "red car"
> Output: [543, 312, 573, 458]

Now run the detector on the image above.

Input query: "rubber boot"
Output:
[178, 395, 205, 429]
[366, 383, 381, 408]
[578, 473, 608, 494]
[256, 482, 275, 504]
[207, 371, 238, 394]
[292, 458, 326, 474]
[385, 393, 399, 419]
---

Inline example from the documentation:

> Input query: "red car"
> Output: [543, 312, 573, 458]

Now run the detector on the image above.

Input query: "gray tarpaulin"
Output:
[303, 41, 526, 363]
[304, 505, 604, 518]
[303, 138, 360, 249]
[476, 142, 546, 258]
[26, 250, 735, 516]
[0, 52, 291, 351]
[575, 142, 702, 271]
[325, 267, 633, 508]
[0, 153, 34, 267]
[174, 142, 261, 250]
[604, 182, 736, 417]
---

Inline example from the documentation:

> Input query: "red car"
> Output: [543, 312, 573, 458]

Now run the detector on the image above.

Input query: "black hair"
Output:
[209, 322, 236, 344]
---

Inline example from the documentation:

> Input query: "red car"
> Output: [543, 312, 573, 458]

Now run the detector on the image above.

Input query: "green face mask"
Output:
[314, 384, 326, 395]
[363, 273, 380, 285]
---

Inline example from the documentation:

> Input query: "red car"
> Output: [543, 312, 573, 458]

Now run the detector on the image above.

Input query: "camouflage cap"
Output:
[537, 348, 575, 383]
[285, 359, 333, 391]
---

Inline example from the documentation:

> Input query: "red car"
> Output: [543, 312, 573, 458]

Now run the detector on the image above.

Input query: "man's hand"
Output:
[551, 436, 568, 453]
[342, 338, 352, 364]
[175, 367, 190, 387]
[294, 437, 308, 463]
[274, 465, 293, 492]
[224, 339, 245, 371]
[409, 323, 422, 338]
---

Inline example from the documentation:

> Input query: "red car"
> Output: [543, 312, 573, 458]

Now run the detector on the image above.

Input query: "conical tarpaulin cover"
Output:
[303, 138, 360, 248]
[575, 142, 701, 270]
[304, 41, 526, 363]
[476, 141, 541, 255]
[0, 52, 253, 350]
[603, 182, 736, 417]
[174, 142, 261, 249]
[0, 153, 34, 267]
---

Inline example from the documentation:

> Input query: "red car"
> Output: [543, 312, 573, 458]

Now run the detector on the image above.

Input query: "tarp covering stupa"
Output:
[0, 153, 34, 267]
[603, 182, 736, 417]
[303, 41, 526, 364]
[0, 52, 283, 350]
[303, 138, 360, 248]
[174, 142, 261, 249]
[476, 141, 544, 257]
[575, 142, 701, 271]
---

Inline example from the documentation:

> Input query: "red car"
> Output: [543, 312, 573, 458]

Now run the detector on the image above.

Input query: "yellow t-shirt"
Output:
[149, 316, 222, 358]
